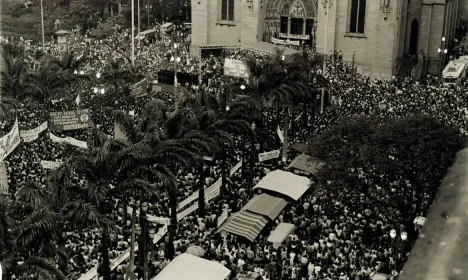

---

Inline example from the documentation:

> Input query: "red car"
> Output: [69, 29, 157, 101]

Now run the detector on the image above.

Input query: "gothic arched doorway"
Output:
[409, 19, 419, 55]
[264, 0, 317, 47]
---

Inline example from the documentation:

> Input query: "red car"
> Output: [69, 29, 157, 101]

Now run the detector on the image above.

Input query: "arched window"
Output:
[349, 0, 366, 34]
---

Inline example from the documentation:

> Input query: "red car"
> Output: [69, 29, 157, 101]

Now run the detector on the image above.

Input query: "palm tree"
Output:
[0, 49, 35, 101]
[0, 197, 67, 280]
[49, 51, 86, 73]
[173, 89, 253, 211]
[27, 62, 72, 103]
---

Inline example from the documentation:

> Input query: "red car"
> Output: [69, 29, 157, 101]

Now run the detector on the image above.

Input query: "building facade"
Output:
[190, 0, 318, 56]
[315, 0, 463, 79]
[191, 0, 463, 79]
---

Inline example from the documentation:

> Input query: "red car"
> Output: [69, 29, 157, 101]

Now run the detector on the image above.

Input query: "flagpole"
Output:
[131, 0, 135, 66]
[40, 0, 45, 50]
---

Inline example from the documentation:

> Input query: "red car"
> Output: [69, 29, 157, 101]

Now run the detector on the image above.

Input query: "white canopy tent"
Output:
[152, 253, 230, 280]
[253, 170, 310, 200]
[267, 223, 296, 249]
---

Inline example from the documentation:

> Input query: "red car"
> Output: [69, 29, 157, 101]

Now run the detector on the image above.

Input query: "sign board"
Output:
[224, 58, 249, 79]
[258, 150, 280, 162]
[129, 78, 148, 98]
[271, 37, 301, 46]
[0, 119, 21, 163]
[49, 109, 91, 131]
[279, 33, 310, 40]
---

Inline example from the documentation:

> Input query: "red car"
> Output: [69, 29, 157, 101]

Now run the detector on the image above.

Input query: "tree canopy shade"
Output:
[306, 115, 466, 227]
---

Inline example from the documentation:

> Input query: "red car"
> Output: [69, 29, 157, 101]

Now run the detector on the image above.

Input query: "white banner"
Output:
[147, 216, 170, 225]
[0, 119, 21, 163]
[277, 126, 284, 143]
[258, 150, 280, 162]
[40, 160, 63, 170]
[217, 209, 229, 228]
[49, 133, 88, 149]
[271, 37, 301, 46]
[224, 58, 249, 79]
[0, 162, 9, 195]
[20, 121, 48, 140]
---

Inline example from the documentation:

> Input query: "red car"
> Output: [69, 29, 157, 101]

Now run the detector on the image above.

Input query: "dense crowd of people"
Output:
[2, 24, 467, 280]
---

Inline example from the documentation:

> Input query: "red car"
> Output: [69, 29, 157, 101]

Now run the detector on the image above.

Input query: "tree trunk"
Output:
[302, 102, 307, 128]
[282, 106, 289, 163]
[126, 206, 137, 279]
[198, 162, 206, 218]
[98, 227, 111, 280]
[123, 193, 129, 239]
[275, 96, 280, 128]
[291, 103, 295, 141]
[167, 189, 177, 260]
[241, 137, 246, 180]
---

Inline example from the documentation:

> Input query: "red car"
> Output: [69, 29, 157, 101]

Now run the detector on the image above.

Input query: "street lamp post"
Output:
[248, 122, 256, 197]
[438, 37, 448, 81]
[138, 201, 149, 280]
[93, 72, 105, 127]
[240, 84, 247, 180]
[171, 43, 181, 93]
[389, 228, 408, 274]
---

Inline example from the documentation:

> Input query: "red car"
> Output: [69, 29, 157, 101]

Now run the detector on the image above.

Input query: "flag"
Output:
[75, 93, 81, 106]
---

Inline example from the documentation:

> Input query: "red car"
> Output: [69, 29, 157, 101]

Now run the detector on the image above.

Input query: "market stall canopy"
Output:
[291, 142, 310, 154]
[153, 253, 230, 280]
[287, 153, 325, 176]
[216, 210, 269, 242]
[267, 223, 296, 247]
[242, 193, 287, 220]
[253, 170, 310, 201]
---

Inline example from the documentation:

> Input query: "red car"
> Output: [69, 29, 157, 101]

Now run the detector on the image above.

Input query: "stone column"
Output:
[287, 17, 291, 35]
[303, 18, 307, 35]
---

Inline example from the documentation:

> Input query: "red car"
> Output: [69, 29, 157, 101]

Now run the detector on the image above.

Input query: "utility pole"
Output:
[40, 0, 45, 50]
[323, 0, 331, 76]
[131, 0, 135, 66]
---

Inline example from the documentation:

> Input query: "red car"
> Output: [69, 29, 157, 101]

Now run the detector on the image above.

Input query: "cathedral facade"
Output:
[190, 0, 318, 56]
[191, 0, 463, 79]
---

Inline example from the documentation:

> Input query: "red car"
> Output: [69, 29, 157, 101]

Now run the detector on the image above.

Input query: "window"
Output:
[221, 0, 235, 21]
[349, 0, 366, 33]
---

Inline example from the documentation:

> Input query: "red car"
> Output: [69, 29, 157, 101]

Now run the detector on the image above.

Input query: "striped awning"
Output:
[216, 210, 269, 242]
[242, 194, 287, 220]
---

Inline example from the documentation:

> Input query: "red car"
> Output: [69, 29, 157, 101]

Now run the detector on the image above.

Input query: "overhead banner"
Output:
[49, 109, 91, 131]
[279, 33, 310, 40]
[49, 133, 88, 149]
[20, 121, 48, 142]
[40, 160, 63, 170]
[0, 119, 21, 163]
[0, 162, 9, 195]
[271, 37, 301, 46]
[129, 78, 148, 97]
[258, 150, 280, 162]
[224, 58, 249, 79]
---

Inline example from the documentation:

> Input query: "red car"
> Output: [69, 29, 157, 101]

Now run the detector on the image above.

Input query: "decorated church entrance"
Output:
[264, 0, 317, 47]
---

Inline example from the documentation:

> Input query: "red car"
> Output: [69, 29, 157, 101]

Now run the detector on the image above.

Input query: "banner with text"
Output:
[224, 58, 249, 79]
[271, 37, 301, 46]
[20, 121, 48, 142]
[258, 150, 280, 162]
[0, 119, 21, 163]
[49, 109, 91, 131]
[40, 160, 63, 170]
[49, 133, 88, 149]
[129, 78, 148, 97]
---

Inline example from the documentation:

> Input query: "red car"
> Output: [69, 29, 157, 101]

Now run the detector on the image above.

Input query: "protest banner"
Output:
[40, 160, 63, 170]
[129, 78, 148, 97]
[224, 58, 249, 79]
[0, 162, 9, 195]
[49, 133, 88, 149]
[49, 109, 91, 131]
[258, 150, 280, 162]
[271, 37, 301, 46]
[0, 119, 21, 163]
[20, 121, 48, 141]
